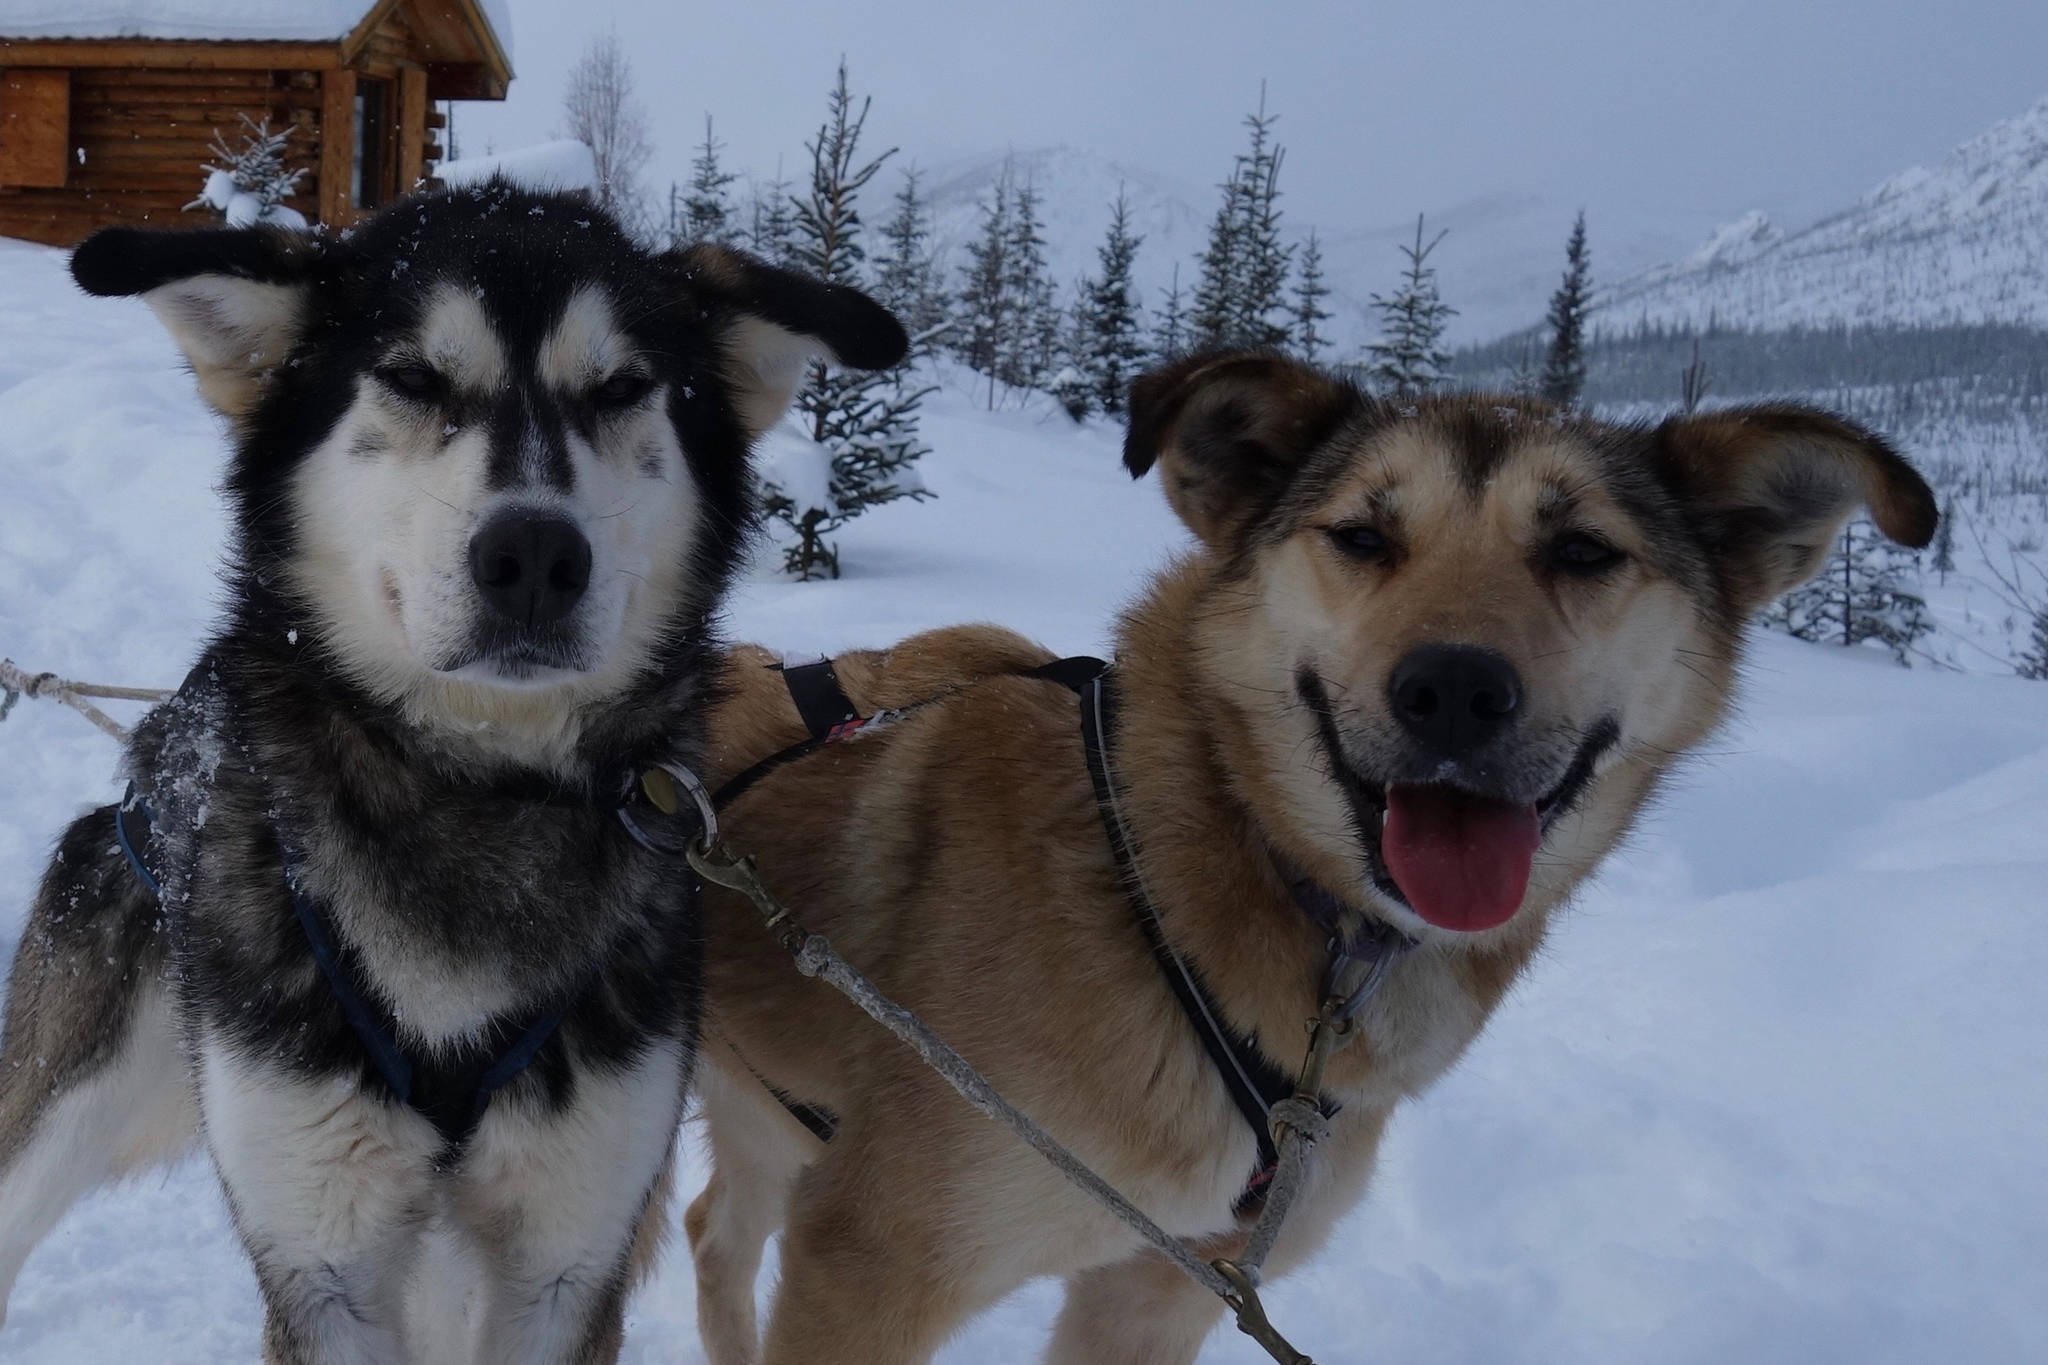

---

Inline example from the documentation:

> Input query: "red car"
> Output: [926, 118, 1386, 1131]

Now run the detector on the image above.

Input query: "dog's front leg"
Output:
[459, 1037, 690, 1365]
[199, 1046, 435, 1365]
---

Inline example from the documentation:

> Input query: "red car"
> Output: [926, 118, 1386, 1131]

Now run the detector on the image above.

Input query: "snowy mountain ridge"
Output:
[1604, 94, 2048, 333]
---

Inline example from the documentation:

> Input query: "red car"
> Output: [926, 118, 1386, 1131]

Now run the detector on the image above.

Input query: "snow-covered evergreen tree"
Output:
[1365, 215, 1456, 398]
[1932, 497, 1957, 585]
[764, 61, 933, 581]
[1076, 188, 1147, 415]
[1764, 518, 1934, 665]
[1235, 98, 1294, 351]
[1153, 263, 1188, 364]
[187, 115, 308, 228]
[1540, 211, 1594, 408]
[873, 166, 945, 344]
[1292, 229, 1333, 364]
[1190, 90, 1293, 351]
[954, 170, 1012, 406]
[682, 115, 740, 245]
[747, 175, 797, 265]
[1002, 176, 1061, 392]
[1190, 165, 1247, 351]
[2019, 607, 2048, 680]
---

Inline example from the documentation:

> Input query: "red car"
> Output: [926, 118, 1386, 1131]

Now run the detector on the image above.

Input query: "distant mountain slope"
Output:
[1604, 96, 2048, 332]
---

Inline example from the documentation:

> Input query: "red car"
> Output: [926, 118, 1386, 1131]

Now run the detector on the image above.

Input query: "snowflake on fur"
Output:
[188, 115, 309, 229]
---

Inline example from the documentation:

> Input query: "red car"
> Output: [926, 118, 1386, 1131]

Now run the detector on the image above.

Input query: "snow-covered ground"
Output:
[3, 237, 2046, 1363]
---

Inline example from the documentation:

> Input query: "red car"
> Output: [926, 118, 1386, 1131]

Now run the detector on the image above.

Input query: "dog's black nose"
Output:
[1388, 644, 1523, 758]
[468, 515, 592, 627]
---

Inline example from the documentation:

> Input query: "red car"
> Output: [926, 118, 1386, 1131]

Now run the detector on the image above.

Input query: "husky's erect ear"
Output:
[1654, 405, 1938, 617]
[71, 226, 319, 422]
[676, 242, 909, 439]
[1124, 351, 1361, 548]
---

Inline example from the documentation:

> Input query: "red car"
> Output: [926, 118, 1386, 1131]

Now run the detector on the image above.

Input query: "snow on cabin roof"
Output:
[0, 1, 515, 64]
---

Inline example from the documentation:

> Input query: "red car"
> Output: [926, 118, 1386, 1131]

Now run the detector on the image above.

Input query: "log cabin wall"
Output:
[0, 66, 326, 246]
[0, 5, 463, 248]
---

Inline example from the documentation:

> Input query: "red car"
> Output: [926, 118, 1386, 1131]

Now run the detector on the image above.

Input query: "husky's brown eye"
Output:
[592, 372, 651, 408]
[376, 363, 443, 402]
[1327, 525, 1392, 561]
[1552, 532, 1625, 576]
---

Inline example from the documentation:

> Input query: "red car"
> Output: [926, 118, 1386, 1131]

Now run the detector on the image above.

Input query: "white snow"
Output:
[754, 417, 834, 517]
[2, 236, 2046, 1363]
[0, 0, 513, 64]
[437, 139, 597, 196]
[0, 1, 375, 42]
[191, 168, 307, 230]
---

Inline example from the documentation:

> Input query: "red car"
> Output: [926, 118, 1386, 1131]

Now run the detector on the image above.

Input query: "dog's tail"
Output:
[0, 803, 194, 1324]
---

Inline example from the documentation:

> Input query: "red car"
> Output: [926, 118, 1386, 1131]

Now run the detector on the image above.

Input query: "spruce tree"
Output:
[874, 166, 944, 343]
[955, 168, 1012, 406]
[1764, 518, 1934, 665]
[1235, 95, 1294, 350]
[1931, 497, 1957, 585]
[2019, 607, 2048, 680]
[683, 115, 740, 245]
[1077, 188, 1147, 415]
[1540, 211, 1593, 408]
[1153, 262, 1188, 364]
[1291, 229, 1333, 364]
[763, 60, 933, 581]
[748, 173, 797, 265]
[1190, 165, 1247, 351]
[1190, 89, 1294, 351]
[1001, 176, 1060, 393]
[1365, 215, 1456, 398]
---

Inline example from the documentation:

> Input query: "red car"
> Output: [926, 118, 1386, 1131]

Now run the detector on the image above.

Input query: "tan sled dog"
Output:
[685, 352, 1937, 1365]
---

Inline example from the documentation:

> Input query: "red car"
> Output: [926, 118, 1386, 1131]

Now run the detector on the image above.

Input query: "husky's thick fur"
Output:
[0, 185, 905, 1363]
[685, 352, 1938, 1364]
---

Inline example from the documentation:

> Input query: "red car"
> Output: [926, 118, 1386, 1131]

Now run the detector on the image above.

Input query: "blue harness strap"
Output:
[115, 785, 160, 899]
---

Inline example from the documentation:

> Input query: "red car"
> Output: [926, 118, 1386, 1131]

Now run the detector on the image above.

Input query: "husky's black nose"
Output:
[469, 515, 592, 627]
[1388, 644, 1523, 758]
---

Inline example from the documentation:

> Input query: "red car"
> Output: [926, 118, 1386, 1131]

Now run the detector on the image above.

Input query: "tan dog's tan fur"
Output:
[685, 354, 1936, 1364]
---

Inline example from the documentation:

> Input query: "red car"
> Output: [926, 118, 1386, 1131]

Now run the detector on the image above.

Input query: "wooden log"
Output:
[1, 69, 71, 188]
[398, 67, 427, 194]
[0, 41, 340, 71]
[320, 68, 356, 227]
[70, 67, 285, 89]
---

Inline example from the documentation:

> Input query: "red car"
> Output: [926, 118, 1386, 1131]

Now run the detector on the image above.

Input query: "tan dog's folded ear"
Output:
[1124, 351, 1361, 548]
[71, 225, 319, 422]
[675, 243, 909, 440]
[1655, 405, 1938, 616]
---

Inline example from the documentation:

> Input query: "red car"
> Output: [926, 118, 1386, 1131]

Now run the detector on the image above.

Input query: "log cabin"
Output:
[0, 1, 513, 246]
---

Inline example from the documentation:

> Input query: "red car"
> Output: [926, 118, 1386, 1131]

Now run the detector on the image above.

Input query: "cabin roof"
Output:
[0, 1, 515, 65]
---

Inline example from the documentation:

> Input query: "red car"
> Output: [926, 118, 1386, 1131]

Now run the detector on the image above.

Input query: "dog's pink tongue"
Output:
[1381, 785, 1540, 932]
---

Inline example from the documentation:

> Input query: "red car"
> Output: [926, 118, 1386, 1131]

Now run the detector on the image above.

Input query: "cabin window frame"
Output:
[352, 75, 396, 211]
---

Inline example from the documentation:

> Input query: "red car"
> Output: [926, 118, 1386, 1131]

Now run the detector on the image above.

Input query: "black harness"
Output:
[730, 656, 1409, 1211]
[115, 761, 694, 1152]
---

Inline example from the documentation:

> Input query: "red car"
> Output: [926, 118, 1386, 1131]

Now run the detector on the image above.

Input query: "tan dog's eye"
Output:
[1551, 532, 1626, 576]
[1326, 524, 1392, 562]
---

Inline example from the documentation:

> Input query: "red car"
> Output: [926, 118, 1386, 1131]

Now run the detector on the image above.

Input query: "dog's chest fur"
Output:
[135, 650, 700, 1088]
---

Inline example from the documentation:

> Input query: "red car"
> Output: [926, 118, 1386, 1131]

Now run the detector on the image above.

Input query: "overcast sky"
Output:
[457, 0, 2048, 250]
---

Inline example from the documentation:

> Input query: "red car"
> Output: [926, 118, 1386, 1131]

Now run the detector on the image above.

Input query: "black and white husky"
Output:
[0, 185, 905, 1363]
